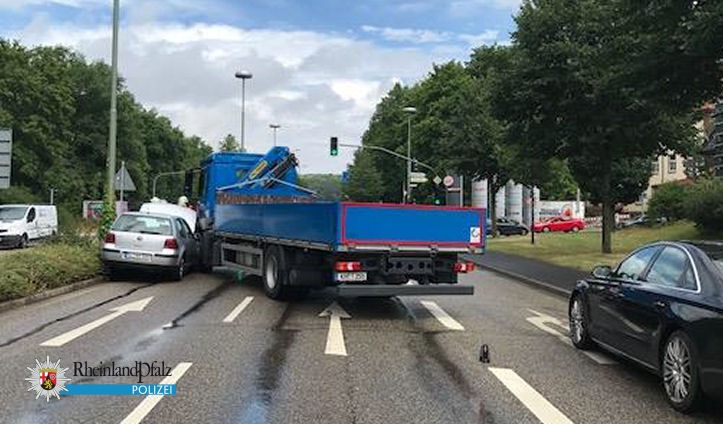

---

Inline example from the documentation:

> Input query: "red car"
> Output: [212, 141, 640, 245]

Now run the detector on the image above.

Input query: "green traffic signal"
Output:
[330, 137, 338, 156]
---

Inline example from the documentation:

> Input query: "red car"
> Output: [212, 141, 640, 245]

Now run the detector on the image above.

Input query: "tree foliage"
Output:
[489, 0, 723, 252]
[297, 173, 342, 200]
[647, 182, 691, 222]
[343, 149, 384, 202]
[219, 134, 240, 152]
[0, 39, 212, 220]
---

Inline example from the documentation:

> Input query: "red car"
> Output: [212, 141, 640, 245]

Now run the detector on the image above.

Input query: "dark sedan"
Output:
[568, 241, 723, 412]
[487, 216, 530, 237]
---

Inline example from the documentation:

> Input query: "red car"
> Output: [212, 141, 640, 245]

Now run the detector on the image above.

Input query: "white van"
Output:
[0, 204, 58, 248]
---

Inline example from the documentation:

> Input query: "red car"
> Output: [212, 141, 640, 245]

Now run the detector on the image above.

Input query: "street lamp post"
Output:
[269, 123, 280, 147]
[234, 70, 253, 152]
[402, 106, 417, 203]
[106, 0, 120, 202]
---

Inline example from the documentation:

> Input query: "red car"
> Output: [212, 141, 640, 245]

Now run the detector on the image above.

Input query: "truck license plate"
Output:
[335, 272, 367, 282]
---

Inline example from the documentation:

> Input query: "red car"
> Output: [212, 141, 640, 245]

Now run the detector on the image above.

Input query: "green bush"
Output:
[0, 241, 100, 303]
[648, 182, 691, 221]
[686, 178, 723, 233]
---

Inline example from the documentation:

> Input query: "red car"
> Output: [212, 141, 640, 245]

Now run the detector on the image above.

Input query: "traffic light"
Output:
[330, 137, 338, 156]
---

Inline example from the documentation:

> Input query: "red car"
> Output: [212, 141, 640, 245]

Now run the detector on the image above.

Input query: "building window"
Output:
[668, 155, 677, 174]
[651, 160, 659, 175]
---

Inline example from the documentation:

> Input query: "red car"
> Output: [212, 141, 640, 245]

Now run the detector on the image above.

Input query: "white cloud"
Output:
[4, 19, 468, 172]
[361, 25, 502, 47]
[449, 0, 523, 17]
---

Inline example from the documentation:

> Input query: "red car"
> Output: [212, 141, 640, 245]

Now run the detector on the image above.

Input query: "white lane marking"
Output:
[319, 301, 350, 356]
[489, 367, 575, 424]
[40, 297, 154, 347]
[420, 300, 464, 331]
[526, 309, 616, 365]
[222, 296, 254, 323]
[119, 362, 193, 424]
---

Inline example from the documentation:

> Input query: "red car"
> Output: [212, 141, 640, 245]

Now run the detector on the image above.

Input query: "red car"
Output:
[533, 216, 585, 233]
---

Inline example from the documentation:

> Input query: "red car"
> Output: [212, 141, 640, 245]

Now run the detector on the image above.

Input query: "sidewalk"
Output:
[464, 251, 589, 296]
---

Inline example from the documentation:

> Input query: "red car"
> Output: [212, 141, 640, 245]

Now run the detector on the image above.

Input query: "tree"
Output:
[0, 38, 212, 221]
[219, 134, 240, 152]
[491, 0, 723, 253]
[297, 174, 342, 200]
[648, 182, 691, 221]
[343, 149, 384, 201]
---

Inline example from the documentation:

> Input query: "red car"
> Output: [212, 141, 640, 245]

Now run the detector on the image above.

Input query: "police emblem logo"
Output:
[26, 356, 71, 401]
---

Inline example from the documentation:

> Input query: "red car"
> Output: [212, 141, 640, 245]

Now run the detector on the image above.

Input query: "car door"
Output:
[497, 217, 511, 235]
[591, 246, 661, 348]
[176, 218, 197, 264]
[25, 207, 38, 239]
[614, 245, 696, 366]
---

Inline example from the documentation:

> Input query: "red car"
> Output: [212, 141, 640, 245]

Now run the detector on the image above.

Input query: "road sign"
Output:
[410, 171, 427, 184]
[0, 128, 12, 189]
[433, 176, 442, 185]
[114, 164, 136, 192]
[443, 175, 455, 188]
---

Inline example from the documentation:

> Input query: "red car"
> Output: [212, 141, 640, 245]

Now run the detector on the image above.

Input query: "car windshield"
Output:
[0, 206, 27, 221]
[112, 215, 172, 235]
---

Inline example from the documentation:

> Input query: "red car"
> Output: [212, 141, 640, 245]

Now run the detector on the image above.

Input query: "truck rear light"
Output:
[335, 261, 362, 271]
[164, 238, 179, 249]
[104, 232, 115, 244]
[454, 262, 475, 273]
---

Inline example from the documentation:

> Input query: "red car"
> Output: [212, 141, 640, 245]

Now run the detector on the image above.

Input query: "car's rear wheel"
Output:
[173, 257, 186, 281]
[569, 294, 594, 350]
[542, 226, 551, 233]
[572, 226, 580, 233]
[19, 234, 28, 248]
[521, 229, 529, 236]
[662, 331, 702, 413]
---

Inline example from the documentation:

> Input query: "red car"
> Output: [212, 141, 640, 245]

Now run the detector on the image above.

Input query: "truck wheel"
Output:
[264, 246, 288, 300]
[263, 246, 308, 300]
[19, 234, 28, 249]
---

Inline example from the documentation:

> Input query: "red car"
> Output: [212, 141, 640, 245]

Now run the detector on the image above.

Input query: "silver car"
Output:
[101, 212, 199, 280]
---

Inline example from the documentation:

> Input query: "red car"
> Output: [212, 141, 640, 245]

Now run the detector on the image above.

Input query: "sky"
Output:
[0, 0, 521, 173]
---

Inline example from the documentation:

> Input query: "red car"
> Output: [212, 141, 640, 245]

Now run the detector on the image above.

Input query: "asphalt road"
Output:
[2, 269, 722, 424]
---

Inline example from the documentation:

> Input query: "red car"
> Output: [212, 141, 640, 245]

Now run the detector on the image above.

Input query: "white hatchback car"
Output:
[101, 212, 199, 280]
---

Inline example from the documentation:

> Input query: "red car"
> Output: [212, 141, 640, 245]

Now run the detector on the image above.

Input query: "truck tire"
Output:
[263, 246, 307, 300]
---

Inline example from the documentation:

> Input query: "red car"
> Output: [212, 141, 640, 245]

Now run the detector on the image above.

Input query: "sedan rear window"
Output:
[113, 215, 172, 235]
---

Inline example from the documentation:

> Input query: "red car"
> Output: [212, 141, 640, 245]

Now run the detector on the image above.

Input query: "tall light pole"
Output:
[269, 123, 280, 147]
[402, 106, 417, 203]
[106, 0, 120, 202]
[234, 70, 252, 152]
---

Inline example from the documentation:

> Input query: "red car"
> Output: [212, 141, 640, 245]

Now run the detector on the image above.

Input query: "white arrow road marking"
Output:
[420, 300, 464, 331]
[222, 296, 254, 323]
[319, 301, 350, 356]
[119, 362, 193, 424]
[40, 297, 154, 347]
[526, 309, 616, 365]
[489, 367, 574, 424]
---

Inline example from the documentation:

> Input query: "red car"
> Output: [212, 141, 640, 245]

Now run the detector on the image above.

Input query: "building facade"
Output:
[702, 100, 723, 177]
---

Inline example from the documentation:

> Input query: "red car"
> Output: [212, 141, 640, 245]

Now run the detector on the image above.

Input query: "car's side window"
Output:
[27, 207, 36, 222]
[615, 246, 659, 281]
[645, 246, 694, 290]
[176, 219, 188, 239]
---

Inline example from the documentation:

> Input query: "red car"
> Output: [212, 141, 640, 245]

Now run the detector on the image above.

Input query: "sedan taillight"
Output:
[164, 238, 179, 249]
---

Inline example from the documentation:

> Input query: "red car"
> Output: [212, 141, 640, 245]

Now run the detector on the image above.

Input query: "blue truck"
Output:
[184, 146, 485, 300]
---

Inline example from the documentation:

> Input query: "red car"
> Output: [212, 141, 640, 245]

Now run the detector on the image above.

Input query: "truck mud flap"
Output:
[334, 284, 474, 297]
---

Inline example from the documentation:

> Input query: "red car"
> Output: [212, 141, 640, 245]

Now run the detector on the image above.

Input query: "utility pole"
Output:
[269, 123, 280, 147]
[106, 0, 120, 202]
[402, 106, 417, 203]
[49, 188, 55, 205]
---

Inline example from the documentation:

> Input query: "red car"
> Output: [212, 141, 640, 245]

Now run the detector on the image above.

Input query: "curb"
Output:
[0, 276, 104, 313]
[465, 258, 571, 297]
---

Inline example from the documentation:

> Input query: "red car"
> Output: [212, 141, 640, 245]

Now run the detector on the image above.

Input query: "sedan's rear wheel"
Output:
[571, 226, 580, 233]
[542, 226, 551, 233]
[173, 257, 185, 281]
[569, 294, 594, 350]
[662, 331, 702, 412]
